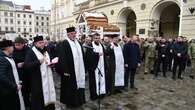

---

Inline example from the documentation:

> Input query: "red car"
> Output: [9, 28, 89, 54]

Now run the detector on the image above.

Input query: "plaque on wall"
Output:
[139, 29, 145, 34]
[141, 3, 146, 10]
[111, 10, 114, 15]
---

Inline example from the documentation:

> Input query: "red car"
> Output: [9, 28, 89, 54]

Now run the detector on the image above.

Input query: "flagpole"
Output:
[179, 0, 183, 36]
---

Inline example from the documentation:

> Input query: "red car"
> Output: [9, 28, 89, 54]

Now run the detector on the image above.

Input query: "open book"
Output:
[48, 57, 59, 66]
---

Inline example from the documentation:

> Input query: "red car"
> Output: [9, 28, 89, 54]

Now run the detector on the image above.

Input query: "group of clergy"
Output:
[0, 26, 141, 110]
[0, 35, 56, 110]
[55, 27, 141, 109]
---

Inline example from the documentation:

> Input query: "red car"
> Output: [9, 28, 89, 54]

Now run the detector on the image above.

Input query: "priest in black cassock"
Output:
[109, 34, 125, 93]
[55, 27, 86, 108]
[0, 40, 25, 110]
[85, 33, 107, 100]
[24, 36, 56, 110]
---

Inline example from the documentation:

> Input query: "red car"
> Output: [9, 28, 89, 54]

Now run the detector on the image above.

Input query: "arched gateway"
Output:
[150, 0, 180, 38]
[117, 7, 137, 37]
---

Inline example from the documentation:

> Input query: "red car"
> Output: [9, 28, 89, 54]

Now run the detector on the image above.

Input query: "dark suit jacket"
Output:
[123, 42, 141, 69]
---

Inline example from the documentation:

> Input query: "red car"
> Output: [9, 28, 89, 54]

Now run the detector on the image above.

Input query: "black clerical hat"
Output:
[33, 35, 43, 42]
[0, 40, 13, 49]
[66, 27, 75, 33]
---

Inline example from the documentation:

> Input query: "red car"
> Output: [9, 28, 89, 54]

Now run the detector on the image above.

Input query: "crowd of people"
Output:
[0, 26, 194, 110]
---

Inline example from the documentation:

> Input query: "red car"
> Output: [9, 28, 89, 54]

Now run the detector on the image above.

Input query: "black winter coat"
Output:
[0, 50, 20, 110]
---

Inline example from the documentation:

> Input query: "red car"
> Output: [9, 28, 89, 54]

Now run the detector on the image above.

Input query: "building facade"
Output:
[0, 0, 50, 40]
[51, 0, 195, 40]
[34, 9, 50, 38]
[50, 0, 74, 40]
[0, 1, 16, 40]
[15, 5, 35, 39]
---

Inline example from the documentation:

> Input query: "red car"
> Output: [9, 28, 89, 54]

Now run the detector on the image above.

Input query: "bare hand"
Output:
[125, 64, 128, 67]
[138, 63, 141, 67]
[177, 53, 181, 57]
[17, 62, 24, 68]
[162, 54, 165, 58]
[17, 84, 22, 91]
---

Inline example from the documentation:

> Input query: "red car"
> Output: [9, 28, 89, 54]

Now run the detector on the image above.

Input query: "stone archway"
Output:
[118, 7, 137, 37]
[150, 0, 180, 38]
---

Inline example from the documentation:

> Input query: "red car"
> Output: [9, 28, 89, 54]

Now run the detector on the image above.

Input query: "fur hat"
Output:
[66, 27, 75, 33]
[0, 40, 13, 49]
[33, 35, 43, 42]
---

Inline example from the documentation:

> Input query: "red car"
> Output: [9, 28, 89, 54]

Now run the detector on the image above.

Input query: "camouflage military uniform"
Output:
[144, 41, 156, 74]
[188, 40, 195, 78]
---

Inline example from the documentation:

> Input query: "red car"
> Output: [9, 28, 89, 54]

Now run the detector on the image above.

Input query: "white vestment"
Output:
[66, 38, 85, 89]
[92, 42, 106, 95]
[32, 47, 56, 105]
[111, 43, 125, 87]
[5, 57, 25, 110]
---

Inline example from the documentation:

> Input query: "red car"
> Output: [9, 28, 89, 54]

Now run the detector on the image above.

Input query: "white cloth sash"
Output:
[66, 38, 85, 89]
[5, 57, 25, 110]
[32, 47, 56, 105]
[92, 42, 106, 95]
[111, 43, 125, 87]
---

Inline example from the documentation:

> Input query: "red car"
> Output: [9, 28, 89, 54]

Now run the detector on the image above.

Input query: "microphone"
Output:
[97, 68, 103, 77]
[83, 45, 94, 50]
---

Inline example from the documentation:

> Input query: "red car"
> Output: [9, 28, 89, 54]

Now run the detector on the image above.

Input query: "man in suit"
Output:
[123, 35, 141, 90]
[172, 36, 187, 80]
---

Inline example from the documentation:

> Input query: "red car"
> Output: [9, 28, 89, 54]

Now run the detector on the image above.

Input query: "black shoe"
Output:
[178, 77, 184, 80]
[172, 77, 176, 80]
[189, 75, 194, 79]
[163, 74, 167, 78]
[150, 70, 154, 74]
[130, 87, 138, 90]
[144, 72, 148, 74]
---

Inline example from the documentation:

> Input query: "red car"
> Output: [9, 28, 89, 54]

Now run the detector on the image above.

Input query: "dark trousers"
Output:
[18, 70, 31, 108]
[44, 104, 55, 110]
[172, 58, 183, 79]
[125, 67, 137, 88]
[167, 55, 173, 71]
[154, 57, 167, 77]
[22, 81, 30, 108]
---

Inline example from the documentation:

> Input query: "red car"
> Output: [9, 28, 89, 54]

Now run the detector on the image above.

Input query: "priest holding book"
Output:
[24, 35, 56, 110]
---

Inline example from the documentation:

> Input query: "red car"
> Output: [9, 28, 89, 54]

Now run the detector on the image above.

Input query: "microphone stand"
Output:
[84, 44, 103, 110]
[97, 68, 103, 110]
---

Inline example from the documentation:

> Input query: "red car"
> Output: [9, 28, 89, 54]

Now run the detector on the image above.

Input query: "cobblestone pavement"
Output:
[53, 67, 195, 110]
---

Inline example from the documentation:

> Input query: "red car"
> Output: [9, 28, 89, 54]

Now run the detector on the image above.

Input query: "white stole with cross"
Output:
[66, 38, 85, 89]
[111, 43, 125, 87]
[32, 46, 56, 106]
[92, 42, 106, 95]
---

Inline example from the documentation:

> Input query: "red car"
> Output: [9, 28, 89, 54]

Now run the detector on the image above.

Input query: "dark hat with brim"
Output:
[0, 40, 13, 49]
[66, 27, 75, 33]
[33, 35, 43, 42]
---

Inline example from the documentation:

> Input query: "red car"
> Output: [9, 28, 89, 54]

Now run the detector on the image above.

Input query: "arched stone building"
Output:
[51, 0, 195, 40]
